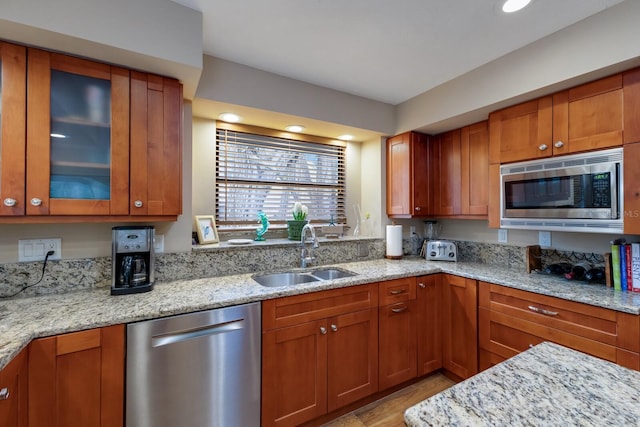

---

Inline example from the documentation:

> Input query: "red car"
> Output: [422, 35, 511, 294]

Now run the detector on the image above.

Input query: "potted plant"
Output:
[287, 202, 309, 240]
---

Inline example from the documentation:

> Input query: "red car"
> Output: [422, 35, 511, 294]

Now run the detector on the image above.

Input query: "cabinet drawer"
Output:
[262, 284, 378, 331]
[478, 282, 636, 349]
[479, 306, 618, 363]
[379, 277, 416, 306]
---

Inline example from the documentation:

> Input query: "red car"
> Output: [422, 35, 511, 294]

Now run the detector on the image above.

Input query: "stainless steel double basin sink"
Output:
[252, 267, 357, 287]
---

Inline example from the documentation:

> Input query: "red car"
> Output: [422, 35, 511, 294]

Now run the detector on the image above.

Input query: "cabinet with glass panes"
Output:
[0, 43, 182, 221]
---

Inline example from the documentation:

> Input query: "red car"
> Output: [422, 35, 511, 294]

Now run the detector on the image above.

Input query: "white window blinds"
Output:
[215, 125, 346, 227]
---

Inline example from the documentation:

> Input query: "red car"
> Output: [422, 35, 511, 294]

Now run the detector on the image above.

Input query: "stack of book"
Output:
[610, 240, 640, 292]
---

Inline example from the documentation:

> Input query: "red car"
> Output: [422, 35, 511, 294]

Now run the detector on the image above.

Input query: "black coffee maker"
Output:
[111, 226, 154, 295]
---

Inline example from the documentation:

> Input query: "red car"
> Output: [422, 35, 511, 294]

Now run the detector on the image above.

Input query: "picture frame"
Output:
[194, 215, 219, 244]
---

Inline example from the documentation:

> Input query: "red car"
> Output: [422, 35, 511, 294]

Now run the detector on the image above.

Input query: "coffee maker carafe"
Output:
[112, 226, 154, 295]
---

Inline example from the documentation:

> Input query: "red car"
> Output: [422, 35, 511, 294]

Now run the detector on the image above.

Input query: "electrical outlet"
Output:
[498, 229, 508, 243]
[18, 238, 62, 262]
[538, 231, 552, 248]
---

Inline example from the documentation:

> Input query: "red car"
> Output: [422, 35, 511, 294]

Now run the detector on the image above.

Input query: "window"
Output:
[215, 123, 346, 228]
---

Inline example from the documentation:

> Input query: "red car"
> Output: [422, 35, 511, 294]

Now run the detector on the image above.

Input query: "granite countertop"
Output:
[404, 341, 640, 426]
[1, 257, 640, 370]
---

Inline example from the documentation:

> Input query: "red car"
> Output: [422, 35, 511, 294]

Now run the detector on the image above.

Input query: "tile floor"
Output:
[321, 373, 455, 427]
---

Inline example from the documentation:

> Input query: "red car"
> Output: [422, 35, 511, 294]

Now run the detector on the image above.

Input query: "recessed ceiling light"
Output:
[50, 133, 66, 139]
[502, 0, 531, 13]
[285, 125, 305, 133]
[218, 113, 240, 123]
[338, 134, 353, 141]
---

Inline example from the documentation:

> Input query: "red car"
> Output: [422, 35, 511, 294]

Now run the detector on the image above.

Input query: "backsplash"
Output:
[0, 236, 603, 299]
[0, 238, 385, 298]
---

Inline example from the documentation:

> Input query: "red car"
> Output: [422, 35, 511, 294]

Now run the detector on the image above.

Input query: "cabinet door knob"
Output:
[319, 326, 327, 335]
[3, 198, 17, 207]
[418, 282, 425, 289]
[0, 387, 9, 400]
[30, 198, 42, 206]
[330, 324, 338, 332]
[134, 200, 144, 208]
[538, 144, 548, 151]
[554, 141, 564, 148]
[415, 206, 421, 211]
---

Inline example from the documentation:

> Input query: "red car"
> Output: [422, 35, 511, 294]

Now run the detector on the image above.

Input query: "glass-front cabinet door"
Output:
[0, 42, 27, 216]
[26, 48, 130, 216]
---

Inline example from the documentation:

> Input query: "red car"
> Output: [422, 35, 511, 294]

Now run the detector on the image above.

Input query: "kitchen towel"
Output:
[386, 224, 403, 258]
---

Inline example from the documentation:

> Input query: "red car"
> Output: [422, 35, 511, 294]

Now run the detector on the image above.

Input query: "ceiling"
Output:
[173, 0, 625, 139]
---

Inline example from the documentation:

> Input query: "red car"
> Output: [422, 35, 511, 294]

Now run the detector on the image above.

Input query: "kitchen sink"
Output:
[309, 268, 357, 280]
[253, 267, 357, 287]
[253, 272, 321, 287]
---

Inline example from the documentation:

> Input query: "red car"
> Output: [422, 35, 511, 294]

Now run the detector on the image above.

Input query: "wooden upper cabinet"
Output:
[460, 121, 489, 216]
[489, 96, 553, 164]
[26, 48, 130, 216]
[130, 72, 182, 216]
[386, 131, 429, 217]
[623, 67, 640, 144]
[553, 74, 623, 155]
[0, 42, 27, 216]
[28, 325, 125, 427]
[431, 129, 461, 216]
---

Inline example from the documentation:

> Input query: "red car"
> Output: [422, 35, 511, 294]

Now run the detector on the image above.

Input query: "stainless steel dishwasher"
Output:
[126, 302, 261, 427]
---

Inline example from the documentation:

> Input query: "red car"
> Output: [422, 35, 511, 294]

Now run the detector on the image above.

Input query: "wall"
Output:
[0, 0, 203, 97]
[397, 0, 640, 134]
[196, 56, 396, 135]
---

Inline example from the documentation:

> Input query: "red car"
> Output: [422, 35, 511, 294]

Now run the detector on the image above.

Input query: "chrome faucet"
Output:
[300, 223, 319, 268]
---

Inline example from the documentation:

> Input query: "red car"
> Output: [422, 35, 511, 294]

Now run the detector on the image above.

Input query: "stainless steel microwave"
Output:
[500, 148, 623, 233]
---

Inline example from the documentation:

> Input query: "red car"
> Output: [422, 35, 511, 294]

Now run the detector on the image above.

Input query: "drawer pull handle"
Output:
[319, 327, 327, 335]
[390, 289, 406, 295]
[528, 305, 558, 316]
[0, 387, 9, 400]
[391, 305, 407, 313]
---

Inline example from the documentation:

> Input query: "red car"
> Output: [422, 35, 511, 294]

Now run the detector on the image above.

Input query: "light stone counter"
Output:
[1, 258, 640, 370]
[404, 341, 640, 426]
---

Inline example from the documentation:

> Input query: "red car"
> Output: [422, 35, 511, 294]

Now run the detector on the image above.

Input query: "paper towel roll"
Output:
[386, 225, 403, 258]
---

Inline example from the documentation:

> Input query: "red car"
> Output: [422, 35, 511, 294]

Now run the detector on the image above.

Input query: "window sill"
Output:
[191, 235, 380, 252]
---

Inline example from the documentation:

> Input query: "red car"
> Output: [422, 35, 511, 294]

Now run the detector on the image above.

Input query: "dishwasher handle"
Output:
[151, 318, 245, 347]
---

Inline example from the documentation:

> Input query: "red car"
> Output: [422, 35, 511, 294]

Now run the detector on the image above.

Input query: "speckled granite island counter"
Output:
[2, 257, 640, 370]
[405, 342, 640, 426]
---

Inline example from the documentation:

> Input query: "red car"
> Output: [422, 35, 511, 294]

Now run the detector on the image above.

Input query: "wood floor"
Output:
[321, 373, 456, 427]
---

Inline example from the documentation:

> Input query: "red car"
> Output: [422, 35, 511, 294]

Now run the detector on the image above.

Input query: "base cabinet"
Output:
[416, 274, 442, 375]
[28, 325, 125, 427]
[261, 284, 378, 427]
[0, 348, 28, 427]
[479, 282, 640, 371]
[441, 274, 478, 380]
[378, 278, 417, 390]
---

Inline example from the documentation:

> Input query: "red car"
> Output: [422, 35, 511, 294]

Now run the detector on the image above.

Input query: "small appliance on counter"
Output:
[425, 240, 457, 262]
[112, 226, 154, 295]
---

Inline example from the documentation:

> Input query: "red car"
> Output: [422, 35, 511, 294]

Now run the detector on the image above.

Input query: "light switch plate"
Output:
[154, 234, 165, 253]
[18, 238, 62, 262]
[498, 229, 508, 243]
[539, 231, 552, 248]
